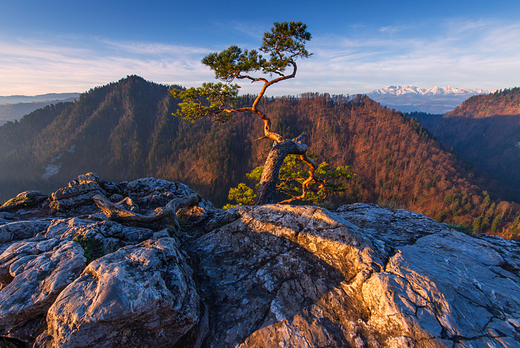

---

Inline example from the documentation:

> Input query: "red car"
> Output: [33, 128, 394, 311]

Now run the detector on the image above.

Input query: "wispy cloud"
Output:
[302, 18, 520, 93]
[1, 18, 519, 96]
[379, 24, 415, 33]
[0, 36, 215, 95]
[100, 39, 211, 56]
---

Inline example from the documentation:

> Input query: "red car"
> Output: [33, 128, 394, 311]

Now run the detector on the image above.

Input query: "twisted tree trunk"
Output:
[256, 140, 307, 205]
[93, 193, 201, 231]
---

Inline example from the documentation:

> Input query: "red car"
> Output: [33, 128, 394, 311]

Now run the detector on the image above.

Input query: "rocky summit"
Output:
[0, 173, 519, 347]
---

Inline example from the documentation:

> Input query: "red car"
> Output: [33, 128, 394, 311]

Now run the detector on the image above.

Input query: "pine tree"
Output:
[170, 22, 330, 205]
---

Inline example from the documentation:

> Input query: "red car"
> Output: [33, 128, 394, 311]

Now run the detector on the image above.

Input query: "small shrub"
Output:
[446, 223, 474, 235]
[74, 236, 106, 263]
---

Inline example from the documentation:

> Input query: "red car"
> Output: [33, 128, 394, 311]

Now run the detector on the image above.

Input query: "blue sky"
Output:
[1, 0, 519, 96]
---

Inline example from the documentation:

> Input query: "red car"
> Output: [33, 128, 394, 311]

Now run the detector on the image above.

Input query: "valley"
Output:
[1, 76, 519, 239]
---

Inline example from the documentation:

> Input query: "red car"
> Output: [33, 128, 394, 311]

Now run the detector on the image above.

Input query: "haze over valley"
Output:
[0, 93, 80, 125]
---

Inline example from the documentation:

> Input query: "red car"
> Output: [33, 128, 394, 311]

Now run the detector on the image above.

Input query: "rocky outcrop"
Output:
[335, 204, 520, 347]
[0, 239, 85, 342]
[0, 191, 48, 214]
[36, 238, 200, 348]
[0, 174, 519, 347]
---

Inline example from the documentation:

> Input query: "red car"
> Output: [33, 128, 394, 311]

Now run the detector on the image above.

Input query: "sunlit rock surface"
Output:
[0, 174, 519, 347]
[37, 238, 199, 348]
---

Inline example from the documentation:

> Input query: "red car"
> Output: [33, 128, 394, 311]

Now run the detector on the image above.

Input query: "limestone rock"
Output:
[185, 203, 520, 347]
[42, 217, 155, 251]
[336, 204, 520, 347]
[0, 174, 210, 347]
[49, 174, 109, 213]
[123, 177, 206, 212]
[1, 174, 519, 347]
[186, 204, 378, 347]
[0, 219, 52, 244]
[40, 237, 200, 348]
[0, 211, 17, 225]
[0, 191, 48, 213]
[0, 239, 86, 342]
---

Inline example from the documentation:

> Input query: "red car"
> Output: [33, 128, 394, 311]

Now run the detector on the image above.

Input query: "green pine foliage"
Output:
[225, 154, 353, 207]
[170, 83, 240, 123]
[223, 183, 257, 209]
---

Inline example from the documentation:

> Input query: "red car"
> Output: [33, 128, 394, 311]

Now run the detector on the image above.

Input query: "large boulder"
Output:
[0, 174, 204, 347]
[185, 204, 520, 347]
[37, 238, 200, 348]
[186, 204, 375, 347]
[336, 204, 520, 347]
[0, 239, 86, 342]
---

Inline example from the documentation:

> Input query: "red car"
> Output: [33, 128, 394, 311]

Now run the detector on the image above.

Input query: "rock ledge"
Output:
[0, 174, 519, 348]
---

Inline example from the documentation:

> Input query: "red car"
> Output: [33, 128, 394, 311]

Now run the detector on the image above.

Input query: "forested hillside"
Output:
[1, 76, 520, 239]
[414, 87, 520, 204]
[0, 76, 180, 198]
[447, 87, 520, 118]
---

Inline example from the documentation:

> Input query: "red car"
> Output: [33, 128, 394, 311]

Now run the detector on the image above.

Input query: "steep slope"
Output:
[0, 76, 184, 200]
[1, 77, 519, 239]
[447, 87, 520, 118]
[251, 95, 520, 238]
[414, 87, 520, 204]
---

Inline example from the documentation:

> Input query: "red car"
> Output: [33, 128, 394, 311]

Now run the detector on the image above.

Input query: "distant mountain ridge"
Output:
[0, 93, 80, 105]
[367, 85, 491, 114]
[0, 93, 81, 125]
[370, 85, 489, 97]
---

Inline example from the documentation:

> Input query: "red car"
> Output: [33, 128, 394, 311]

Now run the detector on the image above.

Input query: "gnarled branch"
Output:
[278, 153, 327, 205]
[93, 194, 201, 232]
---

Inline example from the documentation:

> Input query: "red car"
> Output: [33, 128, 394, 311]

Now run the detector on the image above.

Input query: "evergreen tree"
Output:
[170, 21, 329, 205]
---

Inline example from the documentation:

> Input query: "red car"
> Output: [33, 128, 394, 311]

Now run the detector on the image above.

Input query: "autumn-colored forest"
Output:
[1, 76, 520, 240]
[413, 88, 520, 204]
[447, 87, 520, 118]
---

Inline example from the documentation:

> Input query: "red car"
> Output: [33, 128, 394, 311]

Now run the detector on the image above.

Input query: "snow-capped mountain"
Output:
[367, 85, 491, 114]
[369, 85, 489, 97]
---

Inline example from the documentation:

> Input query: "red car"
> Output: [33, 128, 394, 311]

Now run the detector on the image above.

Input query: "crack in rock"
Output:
[1, 175, 520, 347]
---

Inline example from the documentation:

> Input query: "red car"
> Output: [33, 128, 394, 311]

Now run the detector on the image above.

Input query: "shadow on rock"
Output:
[185, 204, 381, 348]
[2, 174, 520, 348]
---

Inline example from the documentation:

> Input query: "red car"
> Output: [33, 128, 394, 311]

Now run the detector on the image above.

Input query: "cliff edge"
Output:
[1, 173, 519, 347]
